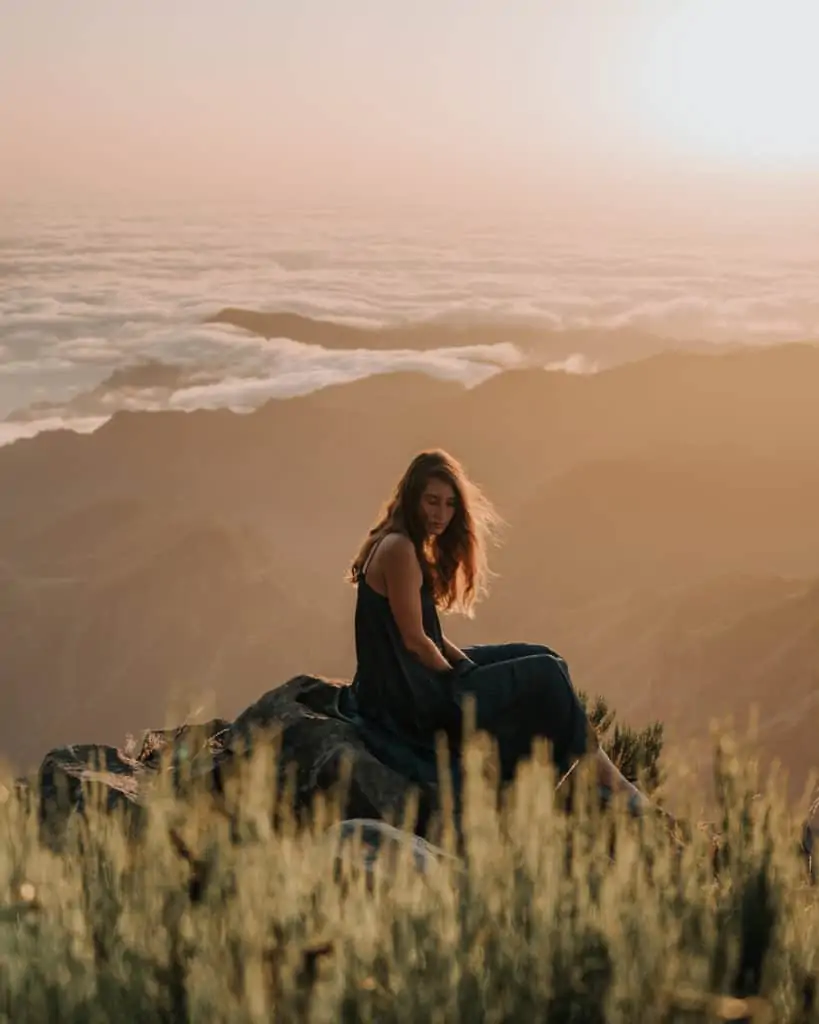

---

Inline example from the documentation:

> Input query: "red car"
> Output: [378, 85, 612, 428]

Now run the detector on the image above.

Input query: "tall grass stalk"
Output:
[0, 730, 816, 1023]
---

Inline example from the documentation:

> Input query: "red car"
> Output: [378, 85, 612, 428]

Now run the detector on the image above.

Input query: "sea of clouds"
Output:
[1, 199, 818, 446]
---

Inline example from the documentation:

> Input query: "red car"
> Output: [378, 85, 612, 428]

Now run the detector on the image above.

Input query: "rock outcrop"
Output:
[22, 674, 819, 884]
[34, 676, 433, 846]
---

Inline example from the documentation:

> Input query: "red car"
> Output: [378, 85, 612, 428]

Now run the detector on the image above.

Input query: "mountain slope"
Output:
[1, 343, 819, 791]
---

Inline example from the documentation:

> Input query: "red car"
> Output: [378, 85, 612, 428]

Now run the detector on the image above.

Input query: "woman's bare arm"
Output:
[381, 536, 453, 674]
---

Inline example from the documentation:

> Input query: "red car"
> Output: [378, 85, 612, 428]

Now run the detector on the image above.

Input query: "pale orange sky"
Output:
[2, 0, 818, 211]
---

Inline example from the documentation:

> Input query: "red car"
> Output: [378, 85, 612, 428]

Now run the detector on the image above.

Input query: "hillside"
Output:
[1, 342, 818, 795]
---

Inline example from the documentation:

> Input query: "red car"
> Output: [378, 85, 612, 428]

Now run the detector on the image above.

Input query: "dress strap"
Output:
[361, 533, 387, 576]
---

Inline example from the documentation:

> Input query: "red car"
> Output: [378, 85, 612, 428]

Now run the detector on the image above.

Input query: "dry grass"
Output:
[0, 731, 816, 1023]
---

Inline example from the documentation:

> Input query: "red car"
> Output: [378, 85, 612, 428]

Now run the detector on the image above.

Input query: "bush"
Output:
[580, 692, 665, 794]
[0, 727, 815, 1022]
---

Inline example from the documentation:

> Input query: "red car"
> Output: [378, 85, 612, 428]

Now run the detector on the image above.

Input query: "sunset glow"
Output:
[638, 0, 819, 165]
[3, 2, 818, 206]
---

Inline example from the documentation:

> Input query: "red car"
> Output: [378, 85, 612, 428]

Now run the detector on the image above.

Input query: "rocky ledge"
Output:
[30, 676, 435, 847]
[14, 674, 817, 880]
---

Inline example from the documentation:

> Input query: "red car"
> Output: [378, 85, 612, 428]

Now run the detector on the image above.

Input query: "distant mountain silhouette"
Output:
[0, 505, 342, 768]
[549, 572, 819, 797]
[204, 306, 717, 363]
[3, 359, 214, 424]
[2, 342, 819, 796]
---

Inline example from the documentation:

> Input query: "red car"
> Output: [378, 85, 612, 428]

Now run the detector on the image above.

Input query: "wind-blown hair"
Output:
[348, 449, 501, 616]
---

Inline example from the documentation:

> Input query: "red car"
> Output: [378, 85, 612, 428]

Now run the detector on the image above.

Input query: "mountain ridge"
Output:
[1, 341, 818, 797]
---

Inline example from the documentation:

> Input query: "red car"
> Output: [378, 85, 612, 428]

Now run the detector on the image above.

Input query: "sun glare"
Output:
[637, 0, 819, 166]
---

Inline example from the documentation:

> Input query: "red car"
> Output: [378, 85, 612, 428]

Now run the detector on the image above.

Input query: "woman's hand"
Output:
[448, 657, 478, 679]
[441, 634, 471, 667]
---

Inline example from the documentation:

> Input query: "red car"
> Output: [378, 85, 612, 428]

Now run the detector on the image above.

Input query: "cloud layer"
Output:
[1, 200, 818, 444]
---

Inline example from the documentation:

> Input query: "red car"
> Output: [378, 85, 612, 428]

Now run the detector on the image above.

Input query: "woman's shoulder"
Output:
[370, 531, 419, 572]
[377, 529, 412, 550]
[376, 532, 419, 565]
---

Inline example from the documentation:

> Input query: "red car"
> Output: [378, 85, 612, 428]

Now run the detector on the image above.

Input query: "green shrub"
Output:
[0, 727, 815, 1023]
[580, 692, 665, 793]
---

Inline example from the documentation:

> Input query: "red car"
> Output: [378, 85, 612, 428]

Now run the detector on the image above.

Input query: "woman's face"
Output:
[419, 476, 457, 538]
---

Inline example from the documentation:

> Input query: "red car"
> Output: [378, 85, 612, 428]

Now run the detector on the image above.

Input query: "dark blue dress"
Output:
[347, 554, 593, 787]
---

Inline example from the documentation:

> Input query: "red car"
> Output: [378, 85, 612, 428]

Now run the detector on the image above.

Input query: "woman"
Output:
[346, 448, 650, 811]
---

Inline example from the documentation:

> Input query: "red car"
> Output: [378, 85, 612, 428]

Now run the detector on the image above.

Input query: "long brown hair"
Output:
[348, 449, 501, 616]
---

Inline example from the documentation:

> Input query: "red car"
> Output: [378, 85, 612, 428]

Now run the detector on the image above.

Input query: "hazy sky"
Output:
[3, 0, 818, 210]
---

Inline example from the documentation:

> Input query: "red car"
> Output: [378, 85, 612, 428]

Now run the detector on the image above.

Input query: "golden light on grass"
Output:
[0, 728, 816, 1019]
[18, 882, 36, 903]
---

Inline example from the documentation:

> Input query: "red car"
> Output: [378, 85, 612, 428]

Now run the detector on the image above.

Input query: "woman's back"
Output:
[352, 532, 447, 739]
